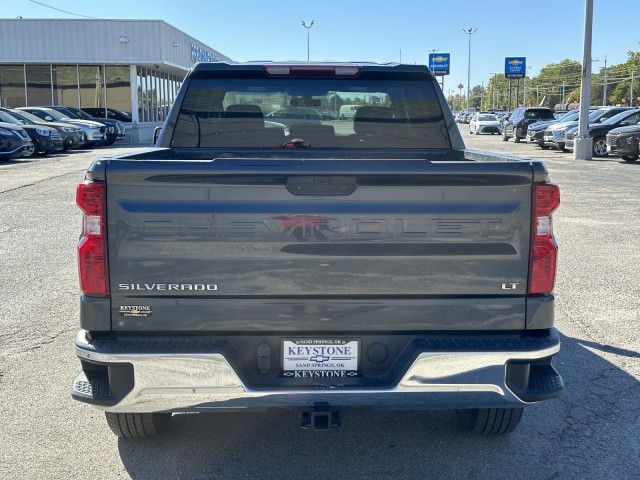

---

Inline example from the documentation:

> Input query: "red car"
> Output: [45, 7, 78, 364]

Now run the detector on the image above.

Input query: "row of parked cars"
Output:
[0, 106, 127, 161]
[460, 105, 640, 161]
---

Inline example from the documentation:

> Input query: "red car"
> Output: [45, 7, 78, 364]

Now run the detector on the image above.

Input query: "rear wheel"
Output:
[539, 144, 550, 150]
[105, 412, 171, 438]
[455, 408, 524, 435]
[513, 130, 521, 143]
[621, 155, 638, 162]
[502, 129, 509, 141]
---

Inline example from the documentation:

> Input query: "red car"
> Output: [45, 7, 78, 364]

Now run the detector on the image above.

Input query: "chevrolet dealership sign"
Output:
[428, 53, 450, 76]
[505, 57, 526, 79]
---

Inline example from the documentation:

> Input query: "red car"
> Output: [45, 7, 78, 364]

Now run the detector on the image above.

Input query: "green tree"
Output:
[527, 59, 582, 108]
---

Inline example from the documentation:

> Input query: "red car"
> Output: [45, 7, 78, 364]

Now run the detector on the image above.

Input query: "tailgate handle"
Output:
[286, 176, 357, 195]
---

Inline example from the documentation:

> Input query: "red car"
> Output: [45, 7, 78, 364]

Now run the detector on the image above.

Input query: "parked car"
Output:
[605, 124, 640, 161]
[0, 122, 34, 160]
[543, 106, 635, 151]
[5, 109, 84, 150]
[46, 106, 125, 145]
[564, 108, 640, 156]
[338, 105, 361, 120]
[0, 108, 62, 157]
[469, 113, 501, 135]
[526, 109, 592, 149]
[502, 107, 555, 143]
[265, 107, 322, 125]
[455, 111, 469, 123]
[81, 107, 132, 123]
[16, 107, 106, 146]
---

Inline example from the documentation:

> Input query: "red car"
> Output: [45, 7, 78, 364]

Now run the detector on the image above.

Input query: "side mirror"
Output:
[153, 126, 162, 145]
[45, 116, 54, 122]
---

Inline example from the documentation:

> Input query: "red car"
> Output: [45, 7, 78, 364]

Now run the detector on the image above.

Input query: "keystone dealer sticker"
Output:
[119, 305, 152, 317]
[282, 339, 359, 377]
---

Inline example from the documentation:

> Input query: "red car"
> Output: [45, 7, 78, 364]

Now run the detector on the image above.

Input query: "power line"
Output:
[26, 0, 97, 19]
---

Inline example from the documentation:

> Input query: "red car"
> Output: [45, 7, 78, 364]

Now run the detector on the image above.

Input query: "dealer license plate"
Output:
[282, 339, 359, 373]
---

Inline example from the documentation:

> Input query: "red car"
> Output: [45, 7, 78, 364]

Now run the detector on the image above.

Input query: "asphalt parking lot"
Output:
[0, 135, 638, 479]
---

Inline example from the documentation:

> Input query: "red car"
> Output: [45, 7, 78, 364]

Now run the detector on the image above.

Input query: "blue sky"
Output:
[4, 0, 638, 95]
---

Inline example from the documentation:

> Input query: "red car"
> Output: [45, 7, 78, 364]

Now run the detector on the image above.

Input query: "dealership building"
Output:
[0, 19, 230, 142]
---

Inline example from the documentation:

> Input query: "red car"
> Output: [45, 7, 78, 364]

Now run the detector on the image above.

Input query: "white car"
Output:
[469, 113, 501, 135]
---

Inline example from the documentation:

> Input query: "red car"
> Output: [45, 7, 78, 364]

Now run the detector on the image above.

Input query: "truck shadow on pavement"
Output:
[116, 332, 639, 480]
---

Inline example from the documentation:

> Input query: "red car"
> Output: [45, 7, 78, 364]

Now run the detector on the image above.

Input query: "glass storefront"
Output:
[0, 64, 182, 122]
[25, 65, 52, 106]
[53, 65, 79, 106]
[0, 65, 26, 107]
[136, 67, 181, 123]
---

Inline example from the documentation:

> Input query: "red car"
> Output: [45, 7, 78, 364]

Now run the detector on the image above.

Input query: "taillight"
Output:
[528, 183, 560, 296]
[76, 181, 109, 296]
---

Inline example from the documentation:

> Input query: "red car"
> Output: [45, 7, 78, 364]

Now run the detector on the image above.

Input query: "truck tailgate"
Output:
[105, 159, 534, 332]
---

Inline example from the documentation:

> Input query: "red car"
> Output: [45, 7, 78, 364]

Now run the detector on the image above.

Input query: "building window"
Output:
[104, 66, 131, 116]
[26, 65, 52, 106]
[53, 65, 79, 106]
[0, 65, 26, 107]
[78, 65, 105, 109]
[135, 67, 183, 123]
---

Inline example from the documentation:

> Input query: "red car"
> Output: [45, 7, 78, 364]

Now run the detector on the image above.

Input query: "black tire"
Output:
[25, 140, 37, 158]
[502, 129, 509, 142]
[105, 412, 171, 438]
[455, 408, 524, 435]
[513, 131, 521, 143]
[105, 139, 116, 146]
[621, 155, 638, 162]
[539, 144, 550, 150]
[592, 137, 607, 157]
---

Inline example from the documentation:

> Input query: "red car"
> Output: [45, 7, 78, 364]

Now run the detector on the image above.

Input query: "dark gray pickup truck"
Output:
[72, 62, 563, 437]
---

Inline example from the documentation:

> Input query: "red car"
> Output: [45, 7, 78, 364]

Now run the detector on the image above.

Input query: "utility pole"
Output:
[631, 71, 635, 107]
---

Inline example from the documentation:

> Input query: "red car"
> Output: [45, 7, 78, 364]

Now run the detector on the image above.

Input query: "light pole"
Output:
[428, 48, 442, 91]
[574, 0, 593, 160]
[602, 55, 608, 105]
[301, 20, 314, 61]
[428, 48, 438, 71]
[463, 28, 477, 111]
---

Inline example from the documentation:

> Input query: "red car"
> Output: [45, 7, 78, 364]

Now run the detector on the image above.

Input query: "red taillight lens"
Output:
[528, 183, 560, 296]
[76, 181, 109, 296]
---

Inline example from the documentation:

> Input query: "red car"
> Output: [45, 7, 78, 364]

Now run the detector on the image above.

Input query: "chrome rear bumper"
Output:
[72, 330, 563, 413]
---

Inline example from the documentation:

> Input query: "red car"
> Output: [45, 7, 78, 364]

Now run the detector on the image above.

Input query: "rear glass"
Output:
[525, 110, 554, 120]
[171, 77, 450, 150]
